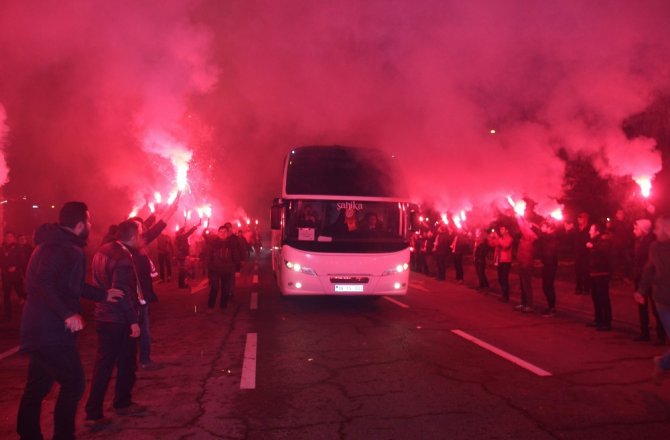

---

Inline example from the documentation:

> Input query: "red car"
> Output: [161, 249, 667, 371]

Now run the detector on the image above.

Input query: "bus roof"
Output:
[283, 145, 408, 198]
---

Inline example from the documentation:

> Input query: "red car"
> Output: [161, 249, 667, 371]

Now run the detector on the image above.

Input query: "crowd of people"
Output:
[4, 197, 670, 438]
[9, 198, 262, 439]
[410, 208, 670, 383]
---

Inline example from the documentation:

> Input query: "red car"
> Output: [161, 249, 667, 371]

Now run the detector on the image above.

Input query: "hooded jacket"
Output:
[20, 223, 107, 351]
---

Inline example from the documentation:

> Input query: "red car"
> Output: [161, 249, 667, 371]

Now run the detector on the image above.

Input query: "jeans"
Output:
[85, 322, 138, 420]
[157, 252, 172, 281]
[435, 253, 448, 280]
[542, 263, 558, 309]
[519, 266, 533, 307]
[453, 254, 464, 281]
[475, 260, 489, 288]
[590, 275, 612, 327]
[17, 346, 86, 440]
[497, 262, 511, 299]
[208, 271, 235, 308]
[139, 304, 152, 365]
[656, 303, 670, 371]
[575, 255, 590, 293]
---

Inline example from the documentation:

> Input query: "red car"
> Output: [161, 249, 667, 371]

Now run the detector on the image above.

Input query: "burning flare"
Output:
[634, 176, 652, 198]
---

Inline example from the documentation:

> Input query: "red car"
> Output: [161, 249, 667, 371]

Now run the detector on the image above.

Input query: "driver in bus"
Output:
[360, 212, 385, 237]
[297, 204, 318, 228]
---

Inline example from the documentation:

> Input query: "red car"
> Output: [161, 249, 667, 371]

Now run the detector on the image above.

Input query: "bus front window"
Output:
[285, 200, 407, 252]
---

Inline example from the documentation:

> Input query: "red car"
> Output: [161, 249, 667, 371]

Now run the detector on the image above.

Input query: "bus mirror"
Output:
[271, 204, 282, 230]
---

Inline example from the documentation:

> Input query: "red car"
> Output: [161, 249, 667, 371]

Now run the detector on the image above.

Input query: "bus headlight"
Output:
[382, 263, 409, 276]
[284, 259, 317, 276]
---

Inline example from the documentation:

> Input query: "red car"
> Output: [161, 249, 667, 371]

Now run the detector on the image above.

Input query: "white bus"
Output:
[271, 145, 412, 296]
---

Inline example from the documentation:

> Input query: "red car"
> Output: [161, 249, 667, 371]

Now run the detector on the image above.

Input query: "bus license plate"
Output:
[334, 284, 364, 292]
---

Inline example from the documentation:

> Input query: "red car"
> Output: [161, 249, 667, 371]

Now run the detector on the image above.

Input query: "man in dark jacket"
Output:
[433, 225, 452, 281]
[632, 219, 664, 343]
[204, 223, 242, 311]
[2, 231, 27, 321]
[587, 222, 613, 331]
[84, 220, 144, 425]
[17, 202, 123, 440]
[537, 221, 560, 316]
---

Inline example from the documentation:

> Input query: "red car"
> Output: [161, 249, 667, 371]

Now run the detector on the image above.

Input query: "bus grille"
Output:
[329, 276, 370, 284]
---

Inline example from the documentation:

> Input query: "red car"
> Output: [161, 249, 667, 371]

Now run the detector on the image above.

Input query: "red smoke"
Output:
[0, 0, 668, 230]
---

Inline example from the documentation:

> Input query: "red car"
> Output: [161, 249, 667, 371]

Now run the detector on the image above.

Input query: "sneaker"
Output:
[633, 335, 651, 342]
[522, 306, 534, 313]
[513, 304, 525, 311]
[114, 403, 148, 416]
[541, 308, 556, 317]
[596, 325, 611, 331]
[84, 417, 113, 430]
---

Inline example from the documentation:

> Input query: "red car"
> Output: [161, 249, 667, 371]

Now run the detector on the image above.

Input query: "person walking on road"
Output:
[17, 202, 123, 440]
[175, 221, 201, 288]
[635, 216, 670, 385]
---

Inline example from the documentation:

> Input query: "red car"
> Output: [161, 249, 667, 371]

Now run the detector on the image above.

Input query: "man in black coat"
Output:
[17, 202, 123, 440]
[85, 220, 145, 425]
[204, 223, 242, 311]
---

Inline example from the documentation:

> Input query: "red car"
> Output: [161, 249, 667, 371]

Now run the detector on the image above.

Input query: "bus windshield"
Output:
[285, 146, 407, 198]
[284, 199, 408, 253]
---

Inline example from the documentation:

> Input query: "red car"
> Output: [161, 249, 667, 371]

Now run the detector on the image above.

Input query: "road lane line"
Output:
[250, 292, 258, 310]
[252, 274, 259, 284]
[0, 346, 19, 361]
[383, 296, 410, 309]
[451, 329, 552, 377]
[409, 282, 430, 292]
[240, 333, 257, 389]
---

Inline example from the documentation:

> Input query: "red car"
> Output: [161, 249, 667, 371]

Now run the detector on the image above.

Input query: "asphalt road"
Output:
[1, 253, 670, 439]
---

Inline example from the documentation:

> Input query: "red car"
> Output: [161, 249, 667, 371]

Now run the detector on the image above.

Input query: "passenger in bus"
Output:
[360, 212, 385, 237]
[328, 208, 359, 237]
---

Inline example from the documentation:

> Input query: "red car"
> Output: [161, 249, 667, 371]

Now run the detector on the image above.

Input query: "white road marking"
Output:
[240, 333, 257, 389]
[252, 274, 259, 284]
[0, 346, 19, 361]
[382, 296, 410, 309]
[451, 329, 552, 377]
[409, 282, 430, 292]
[250, 292, 258, 310]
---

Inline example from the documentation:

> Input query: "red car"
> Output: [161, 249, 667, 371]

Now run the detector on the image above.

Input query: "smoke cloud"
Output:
[0, 0, 668, 231]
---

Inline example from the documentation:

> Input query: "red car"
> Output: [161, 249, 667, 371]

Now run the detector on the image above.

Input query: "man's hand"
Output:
[106, 288, 124, 303]
[129, 323, 141, 338]
[633, 291, 646, 305]
[65, 314, 85, 333]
